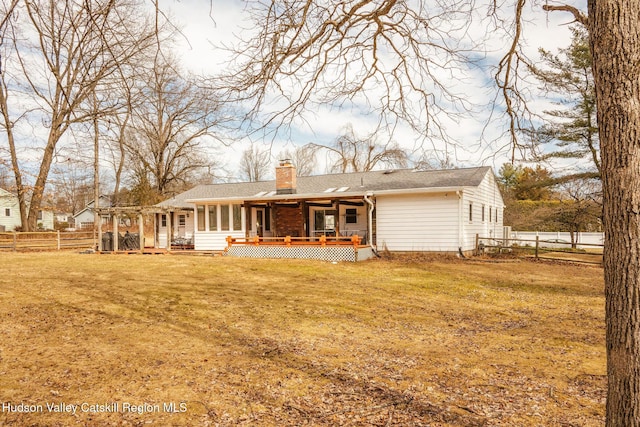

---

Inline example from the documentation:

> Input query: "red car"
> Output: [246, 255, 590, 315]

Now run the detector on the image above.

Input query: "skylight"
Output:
[336, 186, 349, 192]
[324, 188, 337, 193]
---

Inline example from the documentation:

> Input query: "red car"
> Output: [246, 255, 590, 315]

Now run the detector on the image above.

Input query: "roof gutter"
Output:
[186, 192, 362, 205]
[457, 190, 464, 254]
[184, 186, 471, 205]
[370, 186, 470, 196]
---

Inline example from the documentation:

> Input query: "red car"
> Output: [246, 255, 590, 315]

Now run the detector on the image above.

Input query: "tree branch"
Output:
[542, 4, 588, 27]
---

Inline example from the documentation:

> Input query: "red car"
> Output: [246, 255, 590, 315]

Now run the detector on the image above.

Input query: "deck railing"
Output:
[226, 234, 363, 248]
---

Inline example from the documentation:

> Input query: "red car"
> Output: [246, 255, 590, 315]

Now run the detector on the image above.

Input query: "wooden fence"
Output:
[477, 234, 604, 265]
[0, 231, 95, 251]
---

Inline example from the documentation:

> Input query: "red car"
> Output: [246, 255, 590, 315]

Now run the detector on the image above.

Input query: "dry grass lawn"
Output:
[0, 252, 604, 426]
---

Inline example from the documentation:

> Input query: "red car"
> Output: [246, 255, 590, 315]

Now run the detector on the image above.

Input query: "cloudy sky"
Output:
[156, 0, 588, 177]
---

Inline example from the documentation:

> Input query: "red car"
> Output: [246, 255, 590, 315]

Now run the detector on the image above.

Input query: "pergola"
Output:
[94, 206, 177, 253]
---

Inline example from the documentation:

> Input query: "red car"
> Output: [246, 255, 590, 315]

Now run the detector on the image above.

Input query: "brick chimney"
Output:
[276, 159, 297, 194]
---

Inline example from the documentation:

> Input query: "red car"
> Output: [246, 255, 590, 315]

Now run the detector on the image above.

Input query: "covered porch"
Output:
[188, 193, 378, 261]
[191, 194, 375, 243]
[242, 196, 373, 242]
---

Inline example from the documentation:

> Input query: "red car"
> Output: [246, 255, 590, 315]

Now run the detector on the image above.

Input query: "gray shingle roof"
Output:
[157, 166, 492, 208]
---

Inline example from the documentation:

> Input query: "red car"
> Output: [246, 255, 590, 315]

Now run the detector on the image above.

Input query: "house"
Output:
[73, 195, 113, 229]
[156, 161, 505, 256]
[0, 188, 55, 231]
[0, 188, 21, 231]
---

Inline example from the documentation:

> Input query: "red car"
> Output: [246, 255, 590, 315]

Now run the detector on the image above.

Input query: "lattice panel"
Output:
[225, 245, 374, 262]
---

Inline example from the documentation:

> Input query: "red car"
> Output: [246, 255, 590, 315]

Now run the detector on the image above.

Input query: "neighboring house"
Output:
[54, 212, 74, 230]
[55, 212, 73, 224]
[73, 195, 113, 229]
[156, 161, 505, 254]
[0, 188, 55, 231]
[0, 188, 22, 231]
[35, 209, 55, 230]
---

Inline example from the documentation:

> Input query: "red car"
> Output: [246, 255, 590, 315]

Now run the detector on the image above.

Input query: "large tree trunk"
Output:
[588, 1, 640, 424]
[27, 130, 59, 231]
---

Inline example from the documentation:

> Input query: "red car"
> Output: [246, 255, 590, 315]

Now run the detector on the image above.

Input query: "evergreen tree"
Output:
[529, 26, 600, 179]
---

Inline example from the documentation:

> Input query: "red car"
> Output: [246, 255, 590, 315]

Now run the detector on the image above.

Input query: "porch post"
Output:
[166, 211, 172, 252]
[138, 213, 144, 254]
[334, 199, 341, 237]
[271, 203, 278, 237]
[153, 213, 158, 248]
[245, 203, 251, 238]
[97, 209, 103, 252]
[113, 214, 119, 252]
[301, 201, 308, 238]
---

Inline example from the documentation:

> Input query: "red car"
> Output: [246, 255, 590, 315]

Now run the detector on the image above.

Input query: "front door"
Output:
[177, 214, 186, 238]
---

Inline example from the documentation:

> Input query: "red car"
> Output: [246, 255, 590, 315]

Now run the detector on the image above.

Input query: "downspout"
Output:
[363, 192, 379, 256]
[457, 190, 465, 257]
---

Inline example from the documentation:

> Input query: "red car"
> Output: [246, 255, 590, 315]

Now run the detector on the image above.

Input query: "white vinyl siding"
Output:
[376, 193, 460, 252]
[0, 189, 22, 231]
[461, 172, 504, 250]
[192, 203, 245, 251]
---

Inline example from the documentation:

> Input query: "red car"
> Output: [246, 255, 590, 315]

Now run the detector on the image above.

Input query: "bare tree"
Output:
[48, 157, 93, 215]
[0, 0, 156, 230]
[279, 143, 317, 176]
[555, 179, 602, 246]
[413, 150, 457, 171]
[312, 124, 408, 173]
[219, 0, 478, 140]
[239, 143, 272, 182]
[124, 55, 226, 198]
[0, 158, 12, 189]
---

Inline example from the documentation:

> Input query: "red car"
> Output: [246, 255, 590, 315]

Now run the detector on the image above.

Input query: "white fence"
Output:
[510, 231, 604, 249]
[478, 230, 604, 265]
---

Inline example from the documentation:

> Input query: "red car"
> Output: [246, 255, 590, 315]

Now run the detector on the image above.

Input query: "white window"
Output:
[221, 204, 230, 231]
[208, 205, 217, 231]
[196, 205, 205, 231]
[203, 204, 242, 232]
[232, 204, 242, 231]
[5, 208, 10, 217]
[469, 203, 473, 222]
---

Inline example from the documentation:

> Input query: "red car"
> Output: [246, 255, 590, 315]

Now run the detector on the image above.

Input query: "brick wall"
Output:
[275, 161, 297, 194]
[274, 204, 303, 237]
